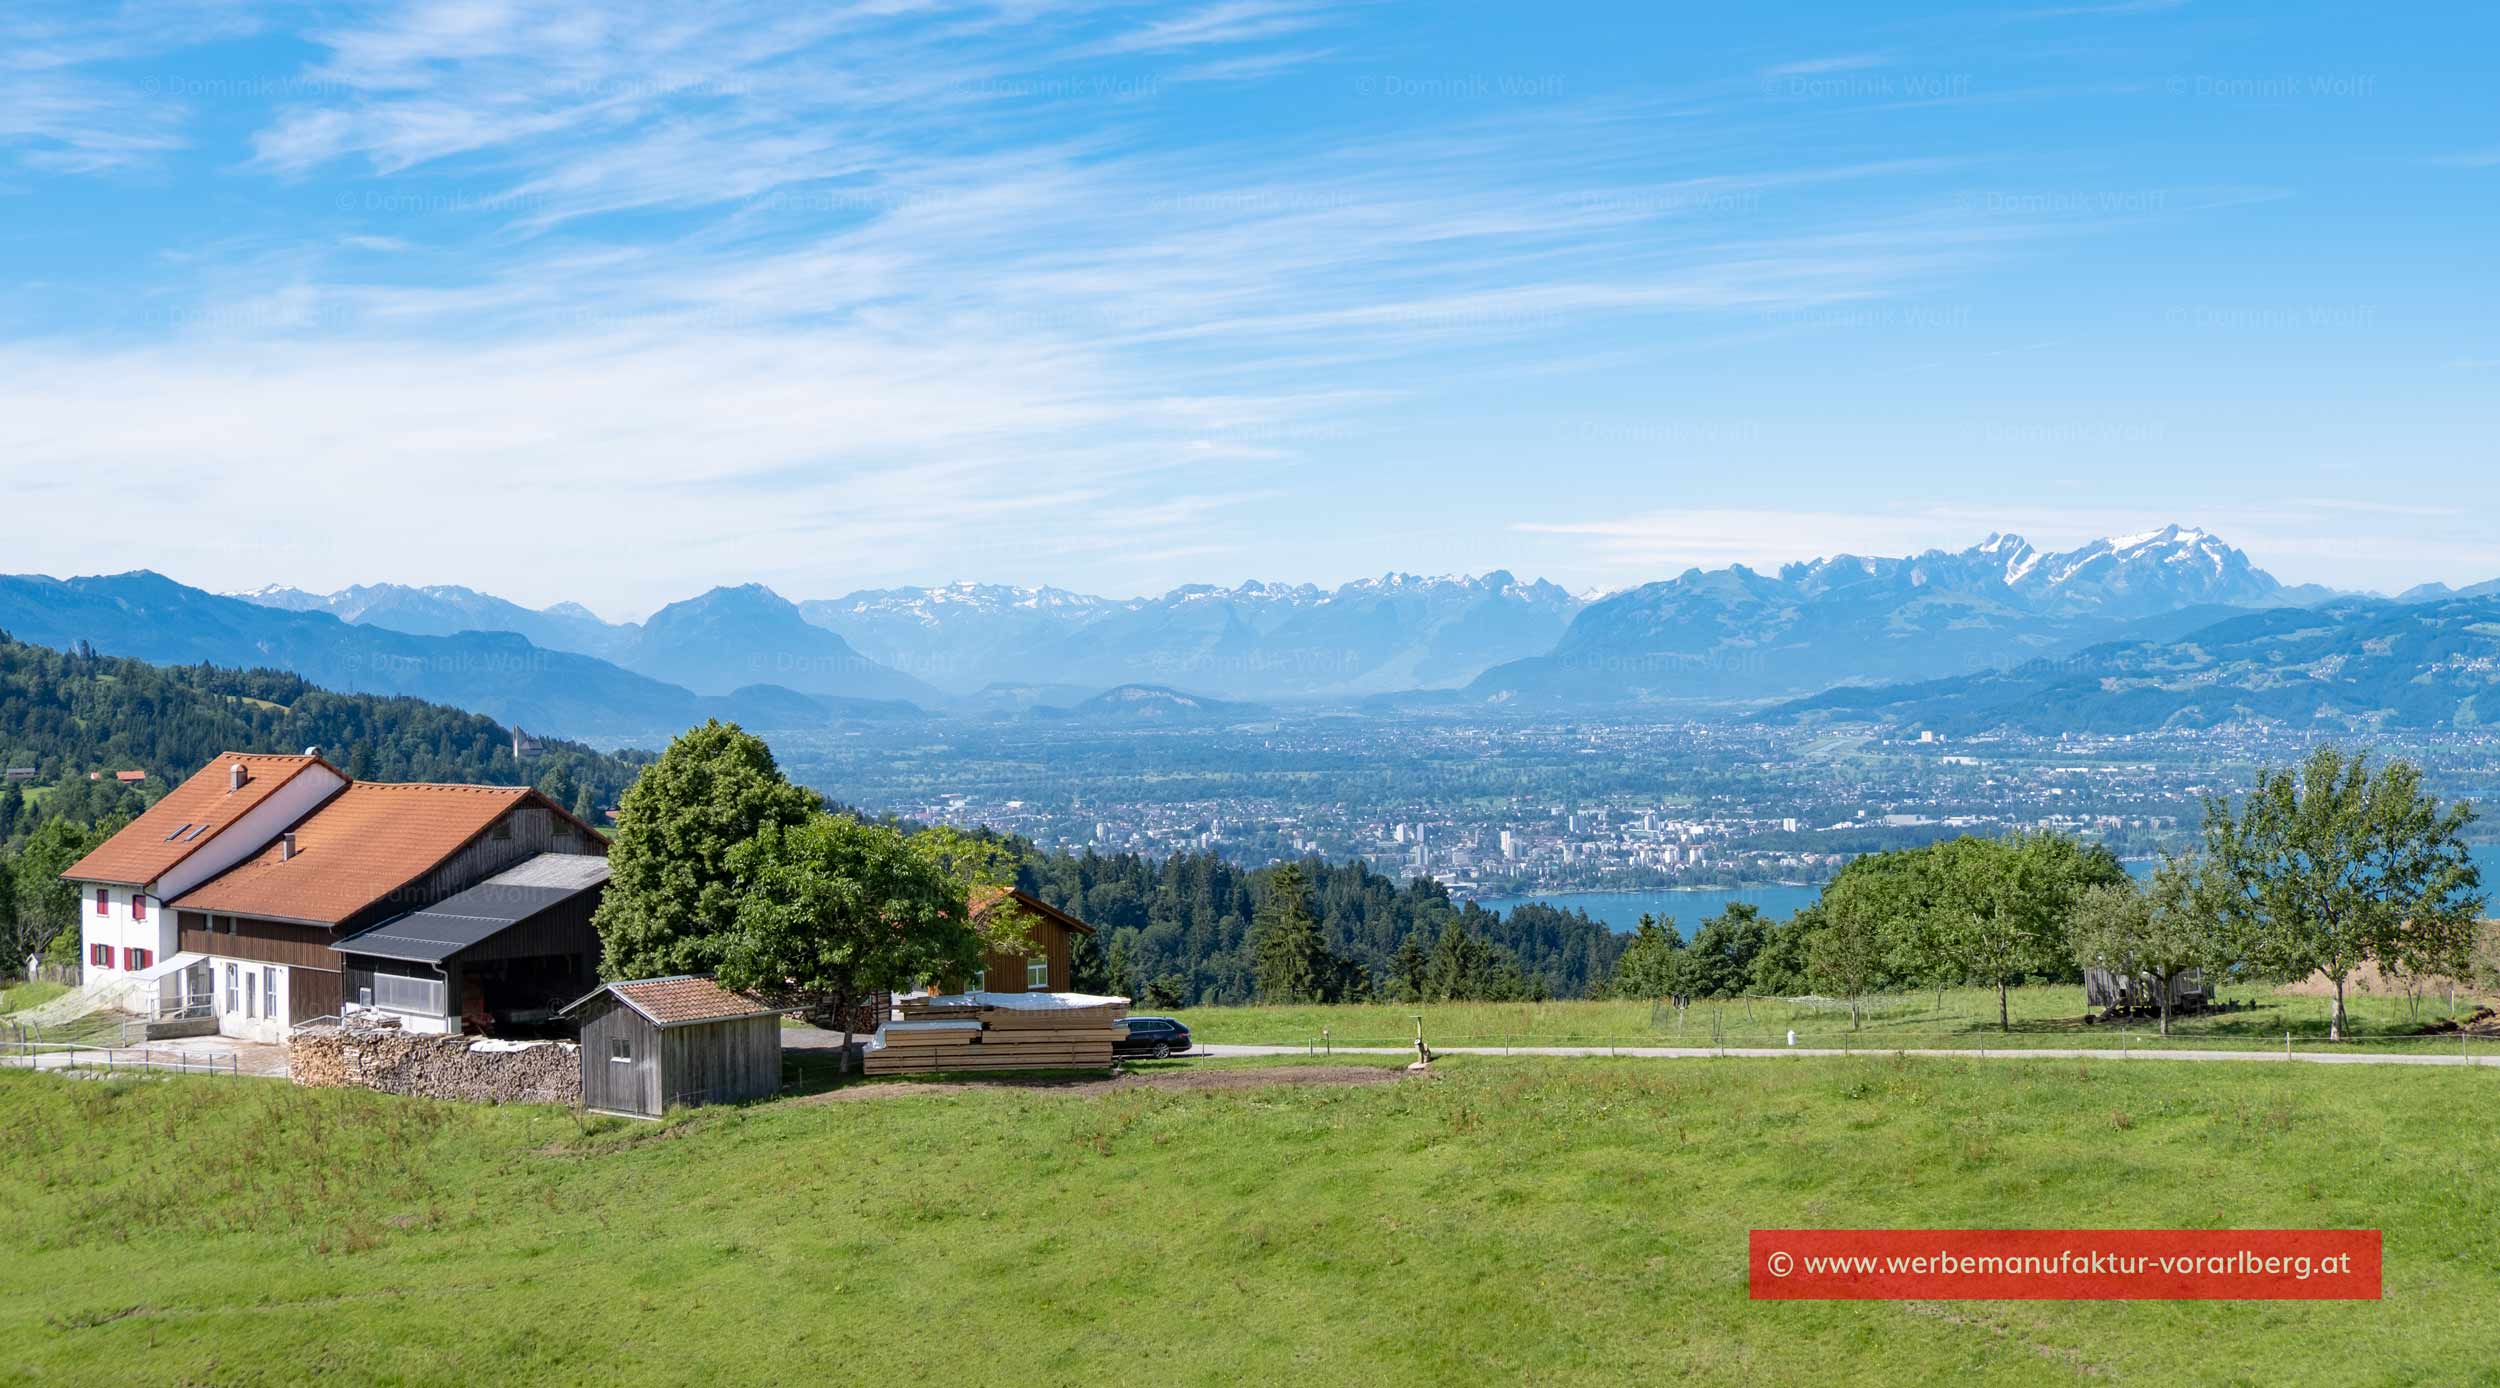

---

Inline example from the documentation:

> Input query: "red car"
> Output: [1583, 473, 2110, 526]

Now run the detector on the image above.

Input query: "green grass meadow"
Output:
[0, 980, 71, 1015]
[5, 1055, 2497, 1386]
[1168, 982, 2500, 1055]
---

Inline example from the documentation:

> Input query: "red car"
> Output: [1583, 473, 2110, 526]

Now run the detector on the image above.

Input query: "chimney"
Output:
[229, 762, 249, 793]
[280, 832, 297, 862]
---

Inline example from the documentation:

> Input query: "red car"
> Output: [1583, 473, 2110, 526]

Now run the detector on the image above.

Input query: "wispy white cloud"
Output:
[1079, 0, 1334, 57]
[1, 0, 2294, 606]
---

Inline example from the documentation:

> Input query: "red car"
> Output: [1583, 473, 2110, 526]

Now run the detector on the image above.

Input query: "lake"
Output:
[1476, 844, 2500, 932]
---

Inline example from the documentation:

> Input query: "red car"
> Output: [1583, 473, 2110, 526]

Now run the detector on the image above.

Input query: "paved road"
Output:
[1199, 1042, 2500, 1069]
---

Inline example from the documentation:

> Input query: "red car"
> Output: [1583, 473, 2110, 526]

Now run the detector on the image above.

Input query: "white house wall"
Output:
[73, 883, 178, 988]
[71, 764, 346, 995]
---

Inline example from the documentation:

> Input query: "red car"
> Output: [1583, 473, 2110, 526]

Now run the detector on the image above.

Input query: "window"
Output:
[225, 963, 238, 1014]
[91, 942, 114, 968]
[263, 968, 277, 1019]
[94, 887, 109, 916]
[610, 1037, 633, 1063]
[1027, 959, 1050, 991]
[132, 895, 147, 923]
[126, 948, 152, 972]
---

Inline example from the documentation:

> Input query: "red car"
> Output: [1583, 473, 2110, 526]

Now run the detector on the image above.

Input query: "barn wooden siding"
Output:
[576, 998, 662, 1117]
[171, 798, 602, 1027]
[657, 1017, 782, 1110]
[355, 806, 603, 931]
[975, 917, 1076, 993]
[573, 1002, 781, 1118]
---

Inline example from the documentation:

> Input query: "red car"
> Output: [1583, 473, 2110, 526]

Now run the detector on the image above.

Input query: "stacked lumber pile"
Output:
[863, 992, 1127, 1075]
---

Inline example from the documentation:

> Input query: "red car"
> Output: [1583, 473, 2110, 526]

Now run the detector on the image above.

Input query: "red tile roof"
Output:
[63, 753, 338, 889]
[969, 885, 1094, 935]
[169, 782, 535, 926]
[581, 976, 781, 1027]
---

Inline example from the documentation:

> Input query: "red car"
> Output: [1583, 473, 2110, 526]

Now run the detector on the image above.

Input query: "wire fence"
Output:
[0, 1039, 244, 1077]
[1281, 1029, 2499, 1059]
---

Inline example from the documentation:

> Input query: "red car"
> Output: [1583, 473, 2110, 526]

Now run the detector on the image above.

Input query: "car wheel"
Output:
[1153, 1042, 1172, 1059]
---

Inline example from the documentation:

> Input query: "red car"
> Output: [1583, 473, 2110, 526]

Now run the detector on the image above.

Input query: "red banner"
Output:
[1749, 1229, 2381, 1300]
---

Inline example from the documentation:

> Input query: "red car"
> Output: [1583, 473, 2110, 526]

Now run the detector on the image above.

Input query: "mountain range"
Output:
[1464, 526, 2335, 705]
[6, 524, 2493, 740]
[236, 570, 1586, 702]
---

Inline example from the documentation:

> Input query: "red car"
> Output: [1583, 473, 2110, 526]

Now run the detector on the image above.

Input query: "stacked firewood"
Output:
[289, 1020, 582, 1106]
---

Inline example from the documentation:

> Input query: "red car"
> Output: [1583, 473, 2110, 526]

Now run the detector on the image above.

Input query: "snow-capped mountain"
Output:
[1469, 526, 2322, 705]
[230, 582, 637, 660]
[804, 572, 1583, 697]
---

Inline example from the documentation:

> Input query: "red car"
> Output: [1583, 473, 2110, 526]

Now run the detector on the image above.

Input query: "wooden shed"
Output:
[561, 975, 784, 1118]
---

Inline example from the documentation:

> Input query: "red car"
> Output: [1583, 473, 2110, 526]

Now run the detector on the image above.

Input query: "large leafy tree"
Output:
[1674, 902, 1773, 999]
[8, 817, 114, 967]
[2067, 858, 2229, 1036]
[1911, 833, 2125, 1031]
[723, 814, 978, 1068]
[595, 721, 819, 980]
[2201, 748, 2483, 1039]
[906, 823, 1038, 959]
[1610, 914, 1684, 999]
[1804, 881, 1896, 1029]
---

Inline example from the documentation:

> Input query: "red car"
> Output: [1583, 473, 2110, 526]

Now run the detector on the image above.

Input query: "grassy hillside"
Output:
[4, 1058, 2495, 1386]
[1171, 984, 2500, 1055]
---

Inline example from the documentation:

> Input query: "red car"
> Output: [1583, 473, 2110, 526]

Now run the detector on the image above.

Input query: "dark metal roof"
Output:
[339, 853, 609, 964]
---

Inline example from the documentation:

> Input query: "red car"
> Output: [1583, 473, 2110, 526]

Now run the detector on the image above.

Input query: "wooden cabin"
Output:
[955, 887, 1096, 994]
[563, 976, 784, 1118]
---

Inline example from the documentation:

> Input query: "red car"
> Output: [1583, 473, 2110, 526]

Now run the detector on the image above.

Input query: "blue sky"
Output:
[2, 0, 2494, 617]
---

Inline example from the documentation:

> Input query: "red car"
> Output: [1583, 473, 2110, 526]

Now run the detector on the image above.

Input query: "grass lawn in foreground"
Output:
[1167, 982, 2500, 1056]
[4, 1055, 2497, 1386]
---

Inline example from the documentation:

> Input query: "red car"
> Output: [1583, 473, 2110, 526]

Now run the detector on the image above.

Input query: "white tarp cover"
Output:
[926, 991, 1131, 1011]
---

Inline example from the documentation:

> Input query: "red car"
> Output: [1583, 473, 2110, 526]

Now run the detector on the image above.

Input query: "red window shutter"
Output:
[133, 896, 147, 923]
[95, 887, 109, 916]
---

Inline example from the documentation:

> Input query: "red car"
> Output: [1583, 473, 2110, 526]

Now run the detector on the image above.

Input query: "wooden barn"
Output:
[562, 976, 784, 1118]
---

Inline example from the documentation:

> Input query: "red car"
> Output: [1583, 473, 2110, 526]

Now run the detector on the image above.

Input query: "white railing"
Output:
[371, 974, 447, 1016]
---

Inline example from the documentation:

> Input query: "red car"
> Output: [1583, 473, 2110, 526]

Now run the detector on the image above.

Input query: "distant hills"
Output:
[1466, 527, 2335, 705]
[1763, 595, 2500, 734]
[1039, 684, 1272, 724]
[0, 572, 917, 740]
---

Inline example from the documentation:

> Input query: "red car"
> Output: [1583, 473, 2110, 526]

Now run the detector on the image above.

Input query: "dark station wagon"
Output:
[1114, 1015, 1192, 1059]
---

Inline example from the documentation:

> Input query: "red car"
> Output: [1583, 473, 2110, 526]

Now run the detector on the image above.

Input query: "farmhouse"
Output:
[64, 752, 606, 1042]
[562, 976, 785, 1118]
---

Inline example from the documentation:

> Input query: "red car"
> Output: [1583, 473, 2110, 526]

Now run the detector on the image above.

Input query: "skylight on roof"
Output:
[184, 824, 209, 841]
[163, 823, 193, 840]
